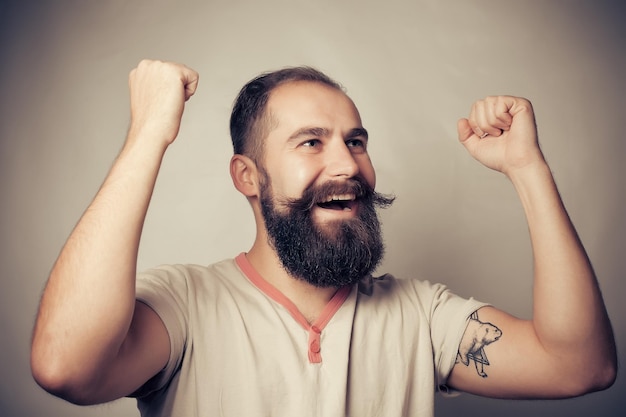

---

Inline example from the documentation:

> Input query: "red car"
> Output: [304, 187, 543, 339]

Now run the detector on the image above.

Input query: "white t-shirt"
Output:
[134, 253, 485, 417]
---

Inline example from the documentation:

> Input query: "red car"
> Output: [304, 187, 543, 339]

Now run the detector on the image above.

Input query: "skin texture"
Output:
[30, 61, 616, 405]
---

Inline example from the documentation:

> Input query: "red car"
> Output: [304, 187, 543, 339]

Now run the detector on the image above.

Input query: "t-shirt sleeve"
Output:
[413, 280, 488, 394]
[131, 265, 190, 397]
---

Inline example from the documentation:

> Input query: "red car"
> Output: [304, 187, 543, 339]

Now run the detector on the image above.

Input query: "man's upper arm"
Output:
[446, 306, 582, 399]
[88, 301, 170, 403]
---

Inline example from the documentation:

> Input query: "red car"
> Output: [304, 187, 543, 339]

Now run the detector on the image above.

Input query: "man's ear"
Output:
[230, 154, 260, 197]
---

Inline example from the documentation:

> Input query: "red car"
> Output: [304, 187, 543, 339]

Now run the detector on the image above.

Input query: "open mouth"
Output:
[316, 194, 356, 211]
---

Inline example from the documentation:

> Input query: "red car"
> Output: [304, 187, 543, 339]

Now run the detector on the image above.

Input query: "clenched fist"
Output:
[457, 96, 545, 177]
[127, 59, 199, 147]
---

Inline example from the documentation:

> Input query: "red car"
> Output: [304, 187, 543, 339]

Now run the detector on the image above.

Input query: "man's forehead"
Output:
[266, 80, 362, 129]
[268, 80, 346, 103]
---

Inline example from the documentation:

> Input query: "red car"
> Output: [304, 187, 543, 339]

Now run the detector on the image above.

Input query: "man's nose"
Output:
[325, 140, 360, 179]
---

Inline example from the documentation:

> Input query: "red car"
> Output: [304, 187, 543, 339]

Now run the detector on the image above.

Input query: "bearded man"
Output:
[31, 60, 616, 417]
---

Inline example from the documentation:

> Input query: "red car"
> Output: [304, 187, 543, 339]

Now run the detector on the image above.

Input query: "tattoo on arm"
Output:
[456, 311, 502, 378]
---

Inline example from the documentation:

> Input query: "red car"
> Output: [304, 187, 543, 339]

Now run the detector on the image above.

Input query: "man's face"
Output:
[261, 81, 377, 226]
[257, 81, 393, 287]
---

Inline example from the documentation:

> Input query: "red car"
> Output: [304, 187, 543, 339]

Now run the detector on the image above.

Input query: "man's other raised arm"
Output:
[30, 60, 199, 404]
[447, 96, 617, 398]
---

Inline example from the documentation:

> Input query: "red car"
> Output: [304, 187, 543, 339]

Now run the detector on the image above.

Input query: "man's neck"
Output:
[246, 244, 339, 324]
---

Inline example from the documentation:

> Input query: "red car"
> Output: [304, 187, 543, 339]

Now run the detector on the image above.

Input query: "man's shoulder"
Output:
[137, 257, 244, 290]
[358, 272, 444, 296]
[356, 272, 463, 316]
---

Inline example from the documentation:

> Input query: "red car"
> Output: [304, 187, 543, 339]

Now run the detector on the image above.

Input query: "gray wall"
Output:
[1, 0, 624, 416]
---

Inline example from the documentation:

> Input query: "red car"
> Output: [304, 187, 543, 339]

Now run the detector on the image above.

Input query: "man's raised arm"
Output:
[447, 96, 617, 398]
[31, 60, 198, 405]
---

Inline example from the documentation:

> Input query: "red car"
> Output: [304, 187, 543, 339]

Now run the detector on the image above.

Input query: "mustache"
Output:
[280, 177, 396, 212]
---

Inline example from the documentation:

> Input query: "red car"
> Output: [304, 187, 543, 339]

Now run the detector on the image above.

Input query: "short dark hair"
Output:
[229, 67, 343, 162]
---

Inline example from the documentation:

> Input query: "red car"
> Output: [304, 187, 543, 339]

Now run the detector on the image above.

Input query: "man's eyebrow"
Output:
[288, 127, 330, 141]
[348, 127, 369, 140]
[287, 126, 369, 141]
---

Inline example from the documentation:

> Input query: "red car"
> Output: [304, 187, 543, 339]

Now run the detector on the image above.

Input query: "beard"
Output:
[259, 173, 395, 288]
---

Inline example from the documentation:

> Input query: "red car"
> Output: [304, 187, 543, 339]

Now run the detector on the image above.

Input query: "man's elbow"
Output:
[563, 356, 618, 397]
[31, 348, 102, 406]
[587, 341, 619, 393]
[590, 358, 618, 392]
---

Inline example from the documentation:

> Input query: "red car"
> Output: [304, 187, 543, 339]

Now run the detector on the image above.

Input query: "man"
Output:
[31, 60, 616, 416]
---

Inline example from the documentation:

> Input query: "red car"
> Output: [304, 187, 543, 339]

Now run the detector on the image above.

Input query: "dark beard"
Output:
[260, 175, 395, 288]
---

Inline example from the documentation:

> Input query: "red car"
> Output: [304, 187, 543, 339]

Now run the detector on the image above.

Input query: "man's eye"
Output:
[346, 139, 366, 149]
[302, 139, 321, 147]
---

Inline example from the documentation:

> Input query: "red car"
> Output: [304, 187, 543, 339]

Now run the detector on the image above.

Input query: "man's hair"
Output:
[229, 66, 343, 162]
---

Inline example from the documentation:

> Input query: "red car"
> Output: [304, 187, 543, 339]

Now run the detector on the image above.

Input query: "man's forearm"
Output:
[509, 161, 616, 385]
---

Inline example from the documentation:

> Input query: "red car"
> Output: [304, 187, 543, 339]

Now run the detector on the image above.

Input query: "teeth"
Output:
[322, 194, 355, 203]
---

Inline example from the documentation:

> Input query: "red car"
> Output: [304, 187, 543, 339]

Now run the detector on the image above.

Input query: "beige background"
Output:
[1, 0, 624, 416]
